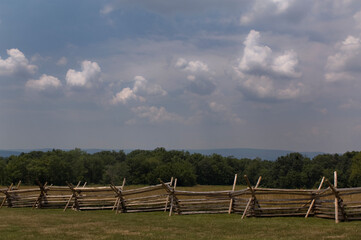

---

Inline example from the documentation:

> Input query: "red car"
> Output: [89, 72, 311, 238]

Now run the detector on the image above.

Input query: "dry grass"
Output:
[0, 208, 361, 240]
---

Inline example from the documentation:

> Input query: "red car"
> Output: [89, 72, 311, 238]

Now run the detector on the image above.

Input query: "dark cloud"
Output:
[186, 77, 216, 95]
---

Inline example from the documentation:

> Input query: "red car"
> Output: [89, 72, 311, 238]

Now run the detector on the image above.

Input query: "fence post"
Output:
[110, 183, 126, 214]
[112, 178, 126, 211]
[228, 174, 238, 214]
[169, 178, 178, 216]
[325, 176, 347, 222]
[242, 175, 261, 219]
[305, 176, 325, 218]
[334, 171, 339, 223]
[0, 183, 13, 208]
[64, 182, 79, 211]
[33, 181, 50, 209]
[164, 177, 174, 212]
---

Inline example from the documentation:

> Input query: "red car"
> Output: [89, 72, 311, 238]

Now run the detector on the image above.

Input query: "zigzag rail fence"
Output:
[1, 171, 361, 223]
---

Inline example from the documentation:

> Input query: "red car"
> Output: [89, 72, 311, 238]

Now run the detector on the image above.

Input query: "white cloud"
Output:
[209, 101, 243, 124]
[187, 75, 196, 81]
[272, 50, 301, 78]
[236, 73, 302, 100]
[66, 60, 101, 87]
[339, 99, 361, 110]
[111, 87, 142, 104]
[175, 58, 187, 68]
[238, 30, 272, 72]
[131, 106, 182, 123]
[0, 49, 37, 76]
[100, 4, 114, 15]
[240, 75, 274, 99]
[240, 0, 294, 25]
[239, 30, 301, 78]
[175, 58, 215, 95]
[354, 11, 361, 29]
[186, 60, 209, 72]
[26, 74, 62, 91]
[209, 101, 226, 112]
[111, 75, 166, 105]
[325, 35, 361, 82]
[236, 30, 302, 100]
[273, 0, 292, 13]
[175, 58, 209, 72]
[57, 57, 67, 66]
[133, 75, 167, 96]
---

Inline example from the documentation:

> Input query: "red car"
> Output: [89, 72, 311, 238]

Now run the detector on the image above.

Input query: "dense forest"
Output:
[1, 148, 361, 188]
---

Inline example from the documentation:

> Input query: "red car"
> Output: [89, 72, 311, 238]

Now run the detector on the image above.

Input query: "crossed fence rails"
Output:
[1, 172, 361, 223]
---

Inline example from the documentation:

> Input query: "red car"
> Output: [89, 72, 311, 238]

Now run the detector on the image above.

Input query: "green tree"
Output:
[349, 152, 361, 187]
[102, 161, 130, 185]
[26, 157, 50, 184]
[150, 157, 197, 186]
[196, 154, 234, 185]
[0, 157, 6, 185]
[5, 155, 29, 184]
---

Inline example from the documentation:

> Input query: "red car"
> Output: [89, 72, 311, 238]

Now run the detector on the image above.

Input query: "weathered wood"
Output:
[7, 188, 39, 194]
[173, 190, 232, 196]
[334, 171, 339, 223]
[228, 174, 237, 214]
[230, 189, 249, 197]
[122, 183, 170, 196]
[169, 178, 177, 216]
[0, 183, 14, 208]
[325, 177, 347, 222]
[112, 178, 126, 211]
[179, 200, 230, 206]
[305, 176, 325, 218]
[33, 181, 49, 209]
[242, 176, 261, 219]
[110, 184, 126, 214]
[64, 181, 79, 211]
[164, 177, 173, 212]
[180, 210, 229, 215]
[5, 172, 361, 219]
[125, 194, 168, 202]
[126, 208, 165, 213]
[179, 198, 230, 202]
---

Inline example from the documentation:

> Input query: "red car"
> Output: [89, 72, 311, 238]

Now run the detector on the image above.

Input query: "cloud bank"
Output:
[236, 30, 303, 100]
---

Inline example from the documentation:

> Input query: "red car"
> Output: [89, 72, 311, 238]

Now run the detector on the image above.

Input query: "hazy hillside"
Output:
[185, 148, 324, 161]
[0, 148, 324, 161]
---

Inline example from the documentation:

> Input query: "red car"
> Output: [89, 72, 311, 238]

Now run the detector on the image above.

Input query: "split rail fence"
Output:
[1, 172, 361, 223]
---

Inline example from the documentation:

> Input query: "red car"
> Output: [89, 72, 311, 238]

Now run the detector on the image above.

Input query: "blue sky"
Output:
[1, 0, 361, 153]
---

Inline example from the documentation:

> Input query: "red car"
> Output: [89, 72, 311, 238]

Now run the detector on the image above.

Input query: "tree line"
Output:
[1, 148, 361, 188]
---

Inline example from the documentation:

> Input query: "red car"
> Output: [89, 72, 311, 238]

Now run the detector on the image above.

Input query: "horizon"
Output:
[0, 146, 331, 162]
[1, 1, 361, 153]
[0, 146, 327, 153]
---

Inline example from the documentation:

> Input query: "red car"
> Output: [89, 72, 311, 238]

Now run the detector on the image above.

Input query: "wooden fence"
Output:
[1, 172, 361, 223]
[0, 179, 174, 213]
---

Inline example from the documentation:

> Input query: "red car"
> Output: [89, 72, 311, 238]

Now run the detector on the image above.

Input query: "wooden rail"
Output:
[1, 172, 361, 222]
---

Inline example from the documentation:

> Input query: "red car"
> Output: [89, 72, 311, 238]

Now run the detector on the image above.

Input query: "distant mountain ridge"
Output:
[0, 148, 324, 161]
[184, 148, 324, 161]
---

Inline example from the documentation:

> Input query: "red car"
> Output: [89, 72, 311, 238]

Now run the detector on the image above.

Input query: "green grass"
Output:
[0, 208, 361, 240]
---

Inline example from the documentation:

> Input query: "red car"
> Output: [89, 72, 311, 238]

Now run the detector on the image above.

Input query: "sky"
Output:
[1, 0, 361, 153]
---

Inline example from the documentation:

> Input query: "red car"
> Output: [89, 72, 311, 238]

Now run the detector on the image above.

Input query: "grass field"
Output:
[0, 208, 361, 240]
